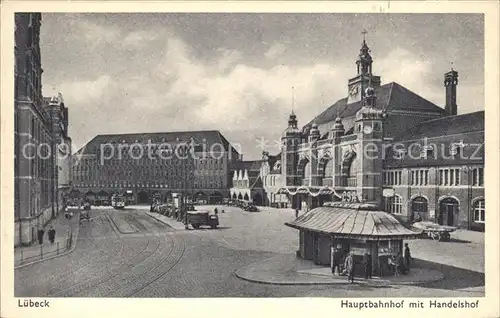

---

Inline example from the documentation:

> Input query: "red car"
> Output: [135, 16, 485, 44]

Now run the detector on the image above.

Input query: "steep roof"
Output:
[393, 111, 484, 141]
[384, 111, 485, 169]
[233, 160, 264, 172]
[285, 202, 422, 240]
[306, 82, 444, 127]
[75, 130, 237, 155]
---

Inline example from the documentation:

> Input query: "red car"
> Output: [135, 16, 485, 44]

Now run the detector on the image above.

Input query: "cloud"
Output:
[55, 75, 114, 104]
[264, 43, 286, 59]
[123, 30, 159, 49]
[55, 33, 479, 160]
[68, 19, 121, 48]
[377, 47, 443, 105]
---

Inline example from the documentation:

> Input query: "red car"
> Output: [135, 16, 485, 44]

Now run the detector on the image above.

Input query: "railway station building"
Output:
[261, 37, 485, 231]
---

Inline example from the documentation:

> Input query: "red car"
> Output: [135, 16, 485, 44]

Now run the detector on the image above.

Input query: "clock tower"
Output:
[355, 85, 386, 207]
[347, 30, 381, 105]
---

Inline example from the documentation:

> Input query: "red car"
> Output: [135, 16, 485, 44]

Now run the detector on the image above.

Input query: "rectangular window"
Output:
[472, 167, 484, 186]
[474, 200, 485, 223]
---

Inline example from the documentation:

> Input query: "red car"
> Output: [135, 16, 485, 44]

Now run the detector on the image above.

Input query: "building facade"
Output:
[45, 93, 72, 211]
[230, 160, 265, 205]
[71, 130, 239, 204]
[261, 37, 485, 231]
[14, 13, 72, 246]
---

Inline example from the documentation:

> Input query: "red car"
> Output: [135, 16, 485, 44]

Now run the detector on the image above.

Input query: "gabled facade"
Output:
[230, 160, 265, 205]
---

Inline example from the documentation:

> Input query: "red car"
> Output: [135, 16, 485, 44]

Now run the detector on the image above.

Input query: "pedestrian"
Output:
[37, 226, 45, 245]
[214, 208, 218, 215]
[295, 209, 299, 218]
[395, 253, 404, 276]
[363, 253, 372, 279]
[344, 252, 355, 283]
[404, 243, 412, 271]
[221, 209, 225, 213]
[47, 225, 56, 245]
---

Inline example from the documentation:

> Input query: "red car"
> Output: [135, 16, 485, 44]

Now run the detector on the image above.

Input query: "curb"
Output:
[15, 212, 82, 270]
[235, 269, 444, 286]
[106, 211, 139, 234]
[145, 212, 186, 231]
[234, 255, 445, 286]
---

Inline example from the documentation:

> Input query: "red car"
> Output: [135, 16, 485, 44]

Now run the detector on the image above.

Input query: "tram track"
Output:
[45, 215, 126, 296]
[122, 233, 186, 297]
[51, 234, 156, 297]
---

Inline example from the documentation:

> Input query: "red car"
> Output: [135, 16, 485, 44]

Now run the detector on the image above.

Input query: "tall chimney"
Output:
[444, 69, 458, 116]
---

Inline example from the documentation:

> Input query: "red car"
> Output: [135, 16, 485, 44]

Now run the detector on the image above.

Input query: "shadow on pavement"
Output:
[413, 258, 484, 290]
[447, 238, 472, 244]
[189, 226, 232, 231]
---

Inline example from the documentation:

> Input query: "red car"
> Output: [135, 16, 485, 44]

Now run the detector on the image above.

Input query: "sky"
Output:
[39, 13, 484, 160]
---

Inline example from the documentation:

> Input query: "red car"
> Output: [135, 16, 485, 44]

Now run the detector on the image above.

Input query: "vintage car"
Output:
[186, 210, 219, 229]
[245, 204, 259, 212]
[412, 221, 457, 241]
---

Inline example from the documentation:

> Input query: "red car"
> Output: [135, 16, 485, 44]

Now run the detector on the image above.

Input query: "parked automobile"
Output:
[245, 204, 259, 212]
[412, 221, 457, 241]
[186, 210, 219, 229]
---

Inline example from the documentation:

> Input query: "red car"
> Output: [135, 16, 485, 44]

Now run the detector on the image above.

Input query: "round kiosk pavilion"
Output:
[285, 202, 423, 277]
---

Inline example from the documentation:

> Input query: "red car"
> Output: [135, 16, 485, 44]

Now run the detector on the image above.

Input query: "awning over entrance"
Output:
[285, 202, 423, 240]
[277, 186, 341, 198]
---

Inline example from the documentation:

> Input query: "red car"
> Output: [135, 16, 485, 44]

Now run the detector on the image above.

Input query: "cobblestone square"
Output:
[15, 205, 484, 297]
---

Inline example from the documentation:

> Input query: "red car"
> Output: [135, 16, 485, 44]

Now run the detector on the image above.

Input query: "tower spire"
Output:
[361, 29, 368, 43]
[291, 86, 295, 115]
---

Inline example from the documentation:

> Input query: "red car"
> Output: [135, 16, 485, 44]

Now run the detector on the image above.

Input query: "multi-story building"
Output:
[261, 37, 485, 231]
[44, 93, 72, 211]
[71, 130, 239, 204]
[14, 13, 72, 246]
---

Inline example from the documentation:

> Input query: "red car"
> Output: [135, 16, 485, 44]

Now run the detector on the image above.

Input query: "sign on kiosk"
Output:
[382, 188, 395, 197]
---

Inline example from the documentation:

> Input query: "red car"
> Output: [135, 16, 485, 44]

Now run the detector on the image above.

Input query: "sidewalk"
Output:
[452, 229, 484, 244]
[144, 211, 187, 231]
[235, 253, 444, 286]
[14, 208, 80, 267]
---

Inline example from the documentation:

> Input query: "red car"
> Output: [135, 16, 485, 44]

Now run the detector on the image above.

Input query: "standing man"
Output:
[48, 225, 56, 245]
[404, 243, 412, 271]
[344, 252, 355, 283]
[37, 226, 45, 245]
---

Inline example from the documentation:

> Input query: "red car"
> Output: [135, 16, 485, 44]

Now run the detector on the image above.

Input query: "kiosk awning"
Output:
[285, 202, 422, 240]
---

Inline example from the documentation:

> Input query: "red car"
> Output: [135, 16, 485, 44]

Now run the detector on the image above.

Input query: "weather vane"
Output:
[450, 61, 454, 71]
[361, 29, 368, 42]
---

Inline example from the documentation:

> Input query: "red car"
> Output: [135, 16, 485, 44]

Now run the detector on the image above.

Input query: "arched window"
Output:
[411, 196, 428, 213]
[385, 195, 403, 214]
[411, 196, 428, 221]
[303, 161, 310, 179]
[322, 159, 334, 178]
[473, 199, 485, 223]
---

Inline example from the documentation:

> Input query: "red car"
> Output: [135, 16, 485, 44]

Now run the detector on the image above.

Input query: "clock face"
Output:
[363, 125, 373, 135]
